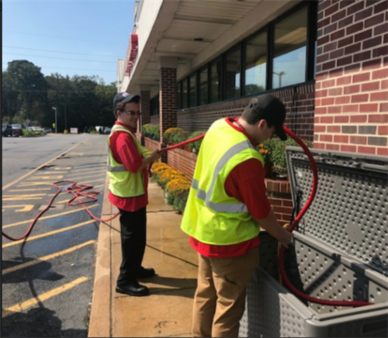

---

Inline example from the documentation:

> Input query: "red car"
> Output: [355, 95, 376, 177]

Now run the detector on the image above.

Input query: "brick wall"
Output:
[167, 148, 197, 180]
[177, 83, 315, 141]
[140, 90, 151, 126]
[315, 0, 388, 155]
[159, 67, 177, 143]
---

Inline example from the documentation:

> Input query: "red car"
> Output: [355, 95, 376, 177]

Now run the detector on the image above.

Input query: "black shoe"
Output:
[136, 267, 155, 278]
[116, 282, 149, 297]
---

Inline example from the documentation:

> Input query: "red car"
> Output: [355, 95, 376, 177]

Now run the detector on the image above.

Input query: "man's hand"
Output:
[278, 229, 292, 248]
[150, 150, 161, 162]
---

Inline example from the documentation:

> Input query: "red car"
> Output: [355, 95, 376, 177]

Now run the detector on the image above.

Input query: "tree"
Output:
[3, 60, 48, 125]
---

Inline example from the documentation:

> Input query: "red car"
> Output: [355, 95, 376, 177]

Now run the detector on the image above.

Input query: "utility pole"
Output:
[52, 107, 57, 133]
[64, 104, 67, 131]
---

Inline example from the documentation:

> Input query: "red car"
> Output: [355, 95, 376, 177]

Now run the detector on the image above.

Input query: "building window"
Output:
[177, 82, 181, 109]
[189, 74, 197, 107]
[210, 58, 222, 103]
[272, 5, 308, 89]
[199, 67, 208, 106]
[182, 79, 188, 109]
[225, 46, 242, 100]
[245, 31, 267, 95]
[150, 95, 159, 116]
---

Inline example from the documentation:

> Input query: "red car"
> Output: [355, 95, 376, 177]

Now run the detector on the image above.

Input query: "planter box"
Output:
[144, 137, 160, 153]
[167, 148, 197, 181]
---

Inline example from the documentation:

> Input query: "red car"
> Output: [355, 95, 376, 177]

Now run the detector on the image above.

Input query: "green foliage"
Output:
[142, 124, 160, 141]
[267, 138, 313, 170]
[187, 131, 206, 154]
[163, 127, 190, 145]
[89, 130, 99, 134]
[22, 129, 45, 137]
[2, 60, 117, 132]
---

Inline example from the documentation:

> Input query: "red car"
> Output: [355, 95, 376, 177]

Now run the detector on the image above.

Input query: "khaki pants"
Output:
[192, 247, 259, 337]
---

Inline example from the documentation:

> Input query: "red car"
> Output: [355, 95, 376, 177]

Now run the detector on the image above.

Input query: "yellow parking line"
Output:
[3, 194, 46, 201]
[2, 277, 88, 318]
[35, 172, 69, 175]
[17, 183, 55, 187]
[3, 204, 100, 229]
[10, 188, 53, 192]
[2, 144, 80, 191]
[2, 205, 34, 212]
[27, 176, 64, 180]
[2, 219, 96, 248]
[72, 167, 105, 173]
[2, 240, 96, 275]
[71, 173, 106, 180]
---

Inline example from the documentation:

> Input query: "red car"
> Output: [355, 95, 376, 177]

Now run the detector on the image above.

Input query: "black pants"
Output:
[117, 207, 147, 286]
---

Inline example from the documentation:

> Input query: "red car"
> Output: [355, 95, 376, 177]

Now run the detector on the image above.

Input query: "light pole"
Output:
[52, 107, 57, 133]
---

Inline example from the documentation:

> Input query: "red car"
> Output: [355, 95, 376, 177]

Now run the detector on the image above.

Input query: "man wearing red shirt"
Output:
[108, 92, 160, 297]
[181, 94, 292, 337]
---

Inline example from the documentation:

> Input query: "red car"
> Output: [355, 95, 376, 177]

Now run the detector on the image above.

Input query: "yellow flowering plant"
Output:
[257, 140, 272, 166]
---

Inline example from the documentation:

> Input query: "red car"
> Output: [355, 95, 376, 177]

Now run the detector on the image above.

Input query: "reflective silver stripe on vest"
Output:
[107, 143, 127, 172]
[192, 140, 254, 213]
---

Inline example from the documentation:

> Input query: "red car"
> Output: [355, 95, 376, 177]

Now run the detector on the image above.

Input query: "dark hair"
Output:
[114, 98, 140, 118]
[241, 98, 274, 127]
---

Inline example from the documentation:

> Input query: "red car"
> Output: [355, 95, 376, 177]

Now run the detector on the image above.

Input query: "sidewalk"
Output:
[88, 176, 198, 337]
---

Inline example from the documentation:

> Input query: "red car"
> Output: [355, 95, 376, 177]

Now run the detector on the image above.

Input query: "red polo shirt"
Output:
[108, 121, 148, 212]
[189, 117, 271, 258]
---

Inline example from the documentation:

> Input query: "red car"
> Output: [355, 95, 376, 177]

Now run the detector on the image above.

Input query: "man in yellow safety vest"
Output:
[181, 94, 292, 337]
[108, 92, 161, 297]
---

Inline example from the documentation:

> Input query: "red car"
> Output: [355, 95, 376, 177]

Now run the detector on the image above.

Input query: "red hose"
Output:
[280, 126, 372, 307]
[2, 180, 119, 242]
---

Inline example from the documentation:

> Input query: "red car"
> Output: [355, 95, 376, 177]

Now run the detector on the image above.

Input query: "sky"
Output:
[2, 0, 136, 85]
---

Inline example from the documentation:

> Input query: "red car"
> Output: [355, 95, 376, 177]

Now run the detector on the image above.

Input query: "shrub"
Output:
[268, 138, 313, 176]
[163, 127, 190, 145]
[142, 124, 160, 141]
[151, 162, 191, 212]
[187, 131, 206, 154]
[166, 177, 191, 212]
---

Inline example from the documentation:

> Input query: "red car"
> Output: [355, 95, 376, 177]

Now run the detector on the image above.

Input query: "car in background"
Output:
[43, 127, 52, 133]
[11, 124, 25, 137]
[27, 126, 45, 132]
[2, 124, 13, 137]
[103, 127, 111, 134]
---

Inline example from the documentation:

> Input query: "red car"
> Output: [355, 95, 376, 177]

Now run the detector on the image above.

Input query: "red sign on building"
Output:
[126, 34, 138, 76]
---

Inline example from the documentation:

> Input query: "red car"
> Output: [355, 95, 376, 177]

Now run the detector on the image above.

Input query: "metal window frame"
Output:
[177, 1, 316, 108]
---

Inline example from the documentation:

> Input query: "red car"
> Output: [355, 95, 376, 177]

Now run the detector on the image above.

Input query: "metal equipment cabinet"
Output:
[239, 148, 388, 337]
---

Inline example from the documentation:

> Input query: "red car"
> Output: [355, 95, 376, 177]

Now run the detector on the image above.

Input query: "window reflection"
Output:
[182, 79, 188, 109]
[210, 59, 222, 103]
[273, 6, 307, 88]
[189, 75, 197, 107]
[225, 47, 241, 99]
[245, 31, 267, 95]
[199, 67, 208, 105]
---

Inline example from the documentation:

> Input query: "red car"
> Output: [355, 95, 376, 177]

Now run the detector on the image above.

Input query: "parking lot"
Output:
[2, 134, 109, 337]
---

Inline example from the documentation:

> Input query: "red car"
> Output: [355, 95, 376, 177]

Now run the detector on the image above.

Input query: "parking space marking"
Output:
[2, 219, 96, 248]
[3, 204, 100, 229]
[71, 167, 105, 173]
[17, 183, 56, 187]
[35, 172, 69, 175]
[27, 176, 64, 180]
[3, 194, 46, 201]
[2, 144, 80, 191]
[70, 173, 106, 180]
[10, 188, 53, 192]
[2, 276, 89, 318]
[2, 205, 34, 212]
[2, 240, 96, 275]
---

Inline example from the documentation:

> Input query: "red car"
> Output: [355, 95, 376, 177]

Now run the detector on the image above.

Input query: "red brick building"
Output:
[117, 0, 387, 221]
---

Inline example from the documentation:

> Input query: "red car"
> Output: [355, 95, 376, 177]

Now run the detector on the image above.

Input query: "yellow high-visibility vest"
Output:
[181, 118, 264, 245]
[107, 124, 145, 197]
